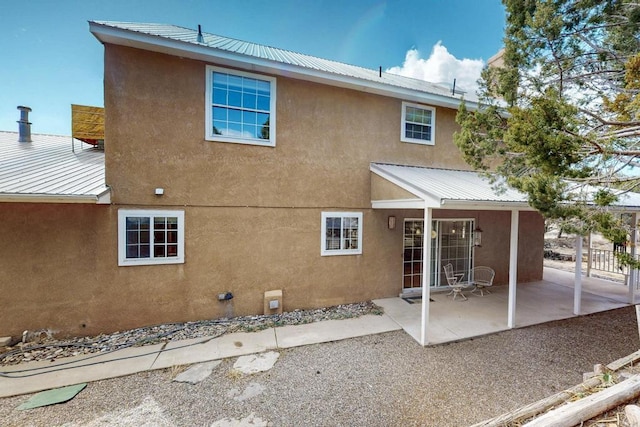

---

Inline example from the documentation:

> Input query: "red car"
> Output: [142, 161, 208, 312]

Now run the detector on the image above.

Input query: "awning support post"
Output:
[586, 232, 592, 278]
[629, 212, 638, 304]
[574, 234, 583, 315]
[508, 209, 519, 328]
[420, 207, 433, 346]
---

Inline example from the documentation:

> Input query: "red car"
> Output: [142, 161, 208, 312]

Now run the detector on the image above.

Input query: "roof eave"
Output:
[89, 22, 478, 111]
[0, 189, 111, 205]
[440, 199, 534, 211]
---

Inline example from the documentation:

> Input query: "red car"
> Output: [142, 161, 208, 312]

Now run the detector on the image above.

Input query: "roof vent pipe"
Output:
[17, 106, 32, 143]
[197, 24, 204, 43]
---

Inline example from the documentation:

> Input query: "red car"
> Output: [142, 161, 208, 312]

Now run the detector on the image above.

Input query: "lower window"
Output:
[118, 209, 185, 266]
[321, 212, 363, 256]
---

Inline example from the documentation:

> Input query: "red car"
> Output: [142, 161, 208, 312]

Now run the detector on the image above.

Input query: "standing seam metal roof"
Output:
[0, 131, 108, 202]
[370, 163, 528, 205]
[371, 163, 640, 210]
[90, 21, 464, 101]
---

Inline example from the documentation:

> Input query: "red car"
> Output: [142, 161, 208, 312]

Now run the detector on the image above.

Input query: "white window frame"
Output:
[321, 212, 363, 256]
[401, 101, 436, 145]
[205, 65, 277, 147]
[118, 209, 185, 266]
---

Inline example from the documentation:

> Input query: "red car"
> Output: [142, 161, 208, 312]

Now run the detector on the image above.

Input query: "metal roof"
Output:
[370, 163, 531, 209]
[371, 163, 640, 211]
[89, 21, 477, 110]
[0, 131, 110, 204]
[615, 191, 640, 208]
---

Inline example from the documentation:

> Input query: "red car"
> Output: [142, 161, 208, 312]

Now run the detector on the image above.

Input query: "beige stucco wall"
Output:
[104, 45, 469, 209]
[0, 43, 545, 338]
[1, 203, 543, 338]
[1, 203, 116, 337]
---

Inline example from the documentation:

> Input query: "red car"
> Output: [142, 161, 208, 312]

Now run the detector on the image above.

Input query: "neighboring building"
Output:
[0, 22, 544, 339]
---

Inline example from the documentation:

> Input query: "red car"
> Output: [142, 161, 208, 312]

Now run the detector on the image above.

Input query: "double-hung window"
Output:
[401, 101, 435, 145]
[321, 212, 363, 256]
[118, 210, 185, 266]
[206, 65, 276, 147]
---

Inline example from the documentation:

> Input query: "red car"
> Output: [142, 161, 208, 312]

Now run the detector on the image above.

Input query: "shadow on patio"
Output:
[374, 267, 632, 346]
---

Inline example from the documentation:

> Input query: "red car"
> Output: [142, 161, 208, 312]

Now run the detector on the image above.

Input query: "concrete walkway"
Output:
[0, 314, 401, 398]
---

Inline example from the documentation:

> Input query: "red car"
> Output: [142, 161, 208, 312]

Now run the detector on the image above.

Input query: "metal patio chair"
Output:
[470, 266, 495, 296]
[443, 263, 471, 301]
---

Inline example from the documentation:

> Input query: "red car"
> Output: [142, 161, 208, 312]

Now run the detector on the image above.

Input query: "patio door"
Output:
[403, 218, 474, 290]
[403, 220, 424, 289]
[435, 220, 474, 287]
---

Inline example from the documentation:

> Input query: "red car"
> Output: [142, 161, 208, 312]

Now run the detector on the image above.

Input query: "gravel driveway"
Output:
[1, 306, 638, 427]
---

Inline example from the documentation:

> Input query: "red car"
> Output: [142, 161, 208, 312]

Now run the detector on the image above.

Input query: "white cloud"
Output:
[386, 42, 485, 97]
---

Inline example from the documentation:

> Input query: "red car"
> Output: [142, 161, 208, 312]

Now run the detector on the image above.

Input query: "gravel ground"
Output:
[1, 306, 638, 427]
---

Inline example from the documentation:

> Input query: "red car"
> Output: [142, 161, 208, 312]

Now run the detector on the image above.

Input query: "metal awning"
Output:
[370, 162, 532, 210]
[371, 162, 640, 345]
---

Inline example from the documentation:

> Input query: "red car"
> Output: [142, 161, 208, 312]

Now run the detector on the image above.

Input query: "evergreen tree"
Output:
[455, 0, 640, 249]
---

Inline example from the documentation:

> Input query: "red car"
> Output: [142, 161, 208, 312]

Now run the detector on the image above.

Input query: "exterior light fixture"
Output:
[473, 225, 483, 247]
[388, 215, 396, 230]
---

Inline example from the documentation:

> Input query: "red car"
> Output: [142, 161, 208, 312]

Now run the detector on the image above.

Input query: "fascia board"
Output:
[0, 192, 109, 204]
[89, 23, 478, 111]
[371, 199, 425, 209]
[440, 199, 535, 211]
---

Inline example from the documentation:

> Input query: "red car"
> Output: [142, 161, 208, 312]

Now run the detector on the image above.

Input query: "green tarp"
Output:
[17, 383, 87, 410]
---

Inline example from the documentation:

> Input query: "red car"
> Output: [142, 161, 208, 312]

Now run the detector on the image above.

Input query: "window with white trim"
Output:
[205, 65, 276, 147]
[321, 212, 363, 256]
[118, 210, 185, 266]
[401, 101, 435, 145]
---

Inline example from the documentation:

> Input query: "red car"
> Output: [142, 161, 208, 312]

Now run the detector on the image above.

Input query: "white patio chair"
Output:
[443, 263, 471, 301]
[470, 266, 495, 296]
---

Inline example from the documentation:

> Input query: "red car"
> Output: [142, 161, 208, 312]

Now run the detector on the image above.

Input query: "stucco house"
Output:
[1, 22, 548, 342]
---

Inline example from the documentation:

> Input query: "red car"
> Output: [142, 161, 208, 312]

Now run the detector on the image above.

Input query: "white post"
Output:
[508, 210, 519, 328]
[574, 234, 583, 315]
[629, 213, 638, 304]
[586, 232, 592, 278]
[636, 306, 640, 342]
[420, 207, 433, 346]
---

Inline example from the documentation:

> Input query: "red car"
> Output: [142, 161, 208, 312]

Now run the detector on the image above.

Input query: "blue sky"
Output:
[0, 0, 505, 135]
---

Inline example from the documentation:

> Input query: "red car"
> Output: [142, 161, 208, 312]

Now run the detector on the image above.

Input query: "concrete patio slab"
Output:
[274, 314, 401, 348]
[375, 267, 632, 346]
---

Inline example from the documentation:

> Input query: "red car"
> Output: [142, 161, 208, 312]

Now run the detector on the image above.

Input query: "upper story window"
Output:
[401, 102, 435, 145]
[205, 65, 276, 147]
[321, 212, 363, 256]
[118, 209, 185, 266]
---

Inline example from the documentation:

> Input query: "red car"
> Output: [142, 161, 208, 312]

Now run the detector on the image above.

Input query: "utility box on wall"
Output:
[263, 290, 283, 315]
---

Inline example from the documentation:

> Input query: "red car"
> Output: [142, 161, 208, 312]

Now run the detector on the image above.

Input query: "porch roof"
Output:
[370, 163, 532, 210]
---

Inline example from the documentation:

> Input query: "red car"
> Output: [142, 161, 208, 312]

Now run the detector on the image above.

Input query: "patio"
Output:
[374, 267, 632, 345]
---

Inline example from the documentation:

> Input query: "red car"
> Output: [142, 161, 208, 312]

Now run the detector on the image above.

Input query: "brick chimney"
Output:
[17, 106, 32, 143]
